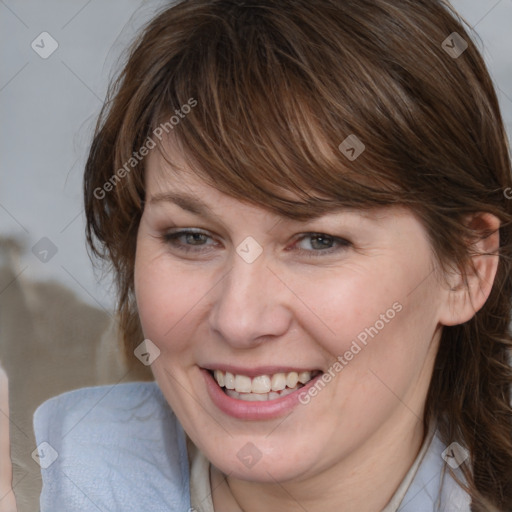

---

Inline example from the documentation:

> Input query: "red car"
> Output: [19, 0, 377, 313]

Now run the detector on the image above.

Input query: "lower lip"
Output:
[202, 368, 322, 420]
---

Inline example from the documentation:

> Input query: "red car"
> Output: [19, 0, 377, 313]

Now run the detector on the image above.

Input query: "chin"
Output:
[205, 438, 320, 484]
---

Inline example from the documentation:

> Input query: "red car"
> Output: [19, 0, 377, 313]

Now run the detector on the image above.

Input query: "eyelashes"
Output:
[160, 229, 351, 258]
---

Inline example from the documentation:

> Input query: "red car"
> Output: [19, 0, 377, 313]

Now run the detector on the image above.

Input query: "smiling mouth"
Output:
[209, 369, 323, 402]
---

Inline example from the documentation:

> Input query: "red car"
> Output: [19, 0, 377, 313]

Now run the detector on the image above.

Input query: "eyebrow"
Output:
[148, 190, 371, 223]
[148, 191, 223, 221]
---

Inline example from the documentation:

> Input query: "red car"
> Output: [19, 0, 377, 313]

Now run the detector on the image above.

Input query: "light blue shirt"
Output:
[33, 381, 471, 511]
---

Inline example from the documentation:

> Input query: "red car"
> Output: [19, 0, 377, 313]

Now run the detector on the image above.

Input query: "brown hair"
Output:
[84, 0, 512, 508]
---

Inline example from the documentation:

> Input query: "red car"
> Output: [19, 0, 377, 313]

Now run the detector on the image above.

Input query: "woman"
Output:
[25, 0, 512, 510]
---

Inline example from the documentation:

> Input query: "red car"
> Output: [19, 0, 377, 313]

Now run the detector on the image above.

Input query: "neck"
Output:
[211, 414, 427, 512]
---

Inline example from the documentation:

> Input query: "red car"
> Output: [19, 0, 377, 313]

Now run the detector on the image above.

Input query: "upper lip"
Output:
[201, 365, 323, 378]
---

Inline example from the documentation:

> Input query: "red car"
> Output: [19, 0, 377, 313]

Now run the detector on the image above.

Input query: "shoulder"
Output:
[34, 380, 170, 428]
[33, 381, 191, 512]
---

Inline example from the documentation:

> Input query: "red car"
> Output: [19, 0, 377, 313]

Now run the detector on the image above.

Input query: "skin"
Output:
[0, 363, 17, 512]
[134, 146, 499, 512]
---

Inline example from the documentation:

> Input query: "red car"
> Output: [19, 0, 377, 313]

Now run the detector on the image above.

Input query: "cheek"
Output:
[134, 246, 194, 349]
[292, 256, 440, 380]
[290, 262, 440, 436]
[285, 264, 406, 353]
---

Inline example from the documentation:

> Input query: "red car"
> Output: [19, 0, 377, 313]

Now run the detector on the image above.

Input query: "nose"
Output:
[209, 249, 292, 349]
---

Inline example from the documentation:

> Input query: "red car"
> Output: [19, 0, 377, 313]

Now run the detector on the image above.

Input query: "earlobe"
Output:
[439, 212, 500, 327]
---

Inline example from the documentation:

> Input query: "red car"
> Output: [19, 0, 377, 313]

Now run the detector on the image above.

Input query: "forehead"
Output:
[145, 147, 402, 226]
[145, 141, 326, 210]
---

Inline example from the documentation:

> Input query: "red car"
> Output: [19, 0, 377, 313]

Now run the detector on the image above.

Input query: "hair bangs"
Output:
[145, 3, 406, 222]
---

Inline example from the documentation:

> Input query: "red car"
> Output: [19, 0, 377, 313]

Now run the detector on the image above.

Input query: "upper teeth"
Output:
[213, 369, 314, 394]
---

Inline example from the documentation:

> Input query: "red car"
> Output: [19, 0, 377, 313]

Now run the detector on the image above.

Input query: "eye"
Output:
[162, 229, 216, 253]
[291, 232, 351, 257]
[161, 229, 351, 258]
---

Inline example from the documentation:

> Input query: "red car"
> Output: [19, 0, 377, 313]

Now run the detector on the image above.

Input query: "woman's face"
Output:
[134, 147, 448, 483]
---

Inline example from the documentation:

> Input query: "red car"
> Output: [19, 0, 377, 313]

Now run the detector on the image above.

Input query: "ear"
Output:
[438, 212, 500, 327]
